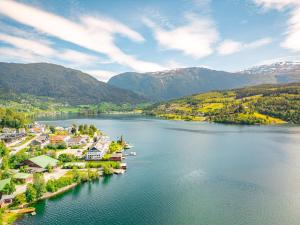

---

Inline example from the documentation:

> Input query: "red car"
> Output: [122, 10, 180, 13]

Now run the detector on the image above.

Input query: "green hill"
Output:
[0, 62, 146, 105]
[148, 83, 300, 125]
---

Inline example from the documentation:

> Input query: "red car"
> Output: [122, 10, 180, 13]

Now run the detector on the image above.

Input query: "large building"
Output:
[86, 136, 110, 161]
[20, 155, 59, 172]
[85, 147, 104, 161]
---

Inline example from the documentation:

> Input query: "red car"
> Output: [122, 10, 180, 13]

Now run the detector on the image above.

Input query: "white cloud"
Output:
[247, 38, 272, 48]
[0, 47, 40, 62]
[144, 13, 219, 58]
[218, 38, 272, 55]
[217, 40, 242, 55]
[253, 0, 298, 10]
[0, 0, 164, 72]
[84, 70, 117, 82]
[254, 0, 300, 52]
[281, 6, 300, 51]
[0, 33, 55, 56]
[59, 50, 99, 65]
[0, 32, 101, 65]
[82, 16, 144, 43]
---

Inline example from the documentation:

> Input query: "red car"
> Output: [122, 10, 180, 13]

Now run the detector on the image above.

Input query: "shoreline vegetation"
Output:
[1, 83, 300, 126]
[146, 83, 300, 125]
[0, 93, 147, 121]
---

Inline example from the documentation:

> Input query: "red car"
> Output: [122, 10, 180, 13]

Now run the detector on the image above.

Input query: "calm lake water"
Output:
[16, 116, 300, 225]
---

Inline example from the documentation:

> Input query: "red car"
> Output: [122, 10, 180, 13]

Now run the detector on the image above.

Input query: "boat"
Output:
[124, 144, 134, 149]
[129, 151, 137, 156]
[113, 169, 125, 174]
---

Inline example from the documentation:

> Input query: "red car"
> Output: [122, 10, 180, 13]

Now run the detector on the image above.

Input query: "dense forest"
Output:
[148, 83, 300, 125]
[0, 108, 31, 128]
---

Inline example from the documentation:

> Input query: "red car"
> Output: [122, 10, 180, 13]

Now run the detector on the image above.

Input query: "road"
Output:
[9, 133, 42, 155]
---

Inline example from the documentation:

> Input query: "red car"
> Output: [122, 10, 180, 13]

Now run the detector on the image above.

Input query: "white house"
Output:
[85, 147, 104, 161]
[85, 136, 110, 161]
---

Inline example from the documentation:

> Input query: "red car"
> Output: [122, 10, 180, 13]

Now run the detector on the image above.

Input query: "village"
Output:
[0, 122, 133, 221]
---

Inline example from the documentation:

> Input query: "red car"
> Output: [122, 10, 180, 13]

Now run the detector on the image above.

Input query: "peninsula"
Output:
[0, 119, 130, 224]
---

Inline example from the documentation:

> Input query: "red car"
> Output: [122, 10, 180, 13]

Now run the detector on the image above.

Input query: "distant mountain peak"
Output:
[242, 61, 300, 75]
[109, 62, 300, 101]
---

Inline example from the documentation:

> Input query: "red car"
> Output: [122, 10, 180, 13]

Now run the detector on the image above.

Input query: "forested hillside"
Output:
[148, 83, 300, 125]
[0, 62, 146, 105]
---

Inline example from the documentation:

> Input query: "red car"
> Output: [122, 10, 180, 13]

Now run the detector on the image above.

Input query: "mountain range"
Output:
[0, 61, 299, 106]
[108, 61, 300, 101]
[0, 62, 145, 105]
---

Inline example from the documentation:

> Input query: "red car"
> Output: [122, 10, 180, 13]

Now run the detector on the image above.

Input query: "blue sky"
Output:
[0, 0, 299, 81]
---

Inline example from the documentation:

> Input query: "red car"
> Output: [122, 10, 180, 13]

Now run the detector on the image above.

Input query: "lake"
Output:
[16, 116, 300, 225]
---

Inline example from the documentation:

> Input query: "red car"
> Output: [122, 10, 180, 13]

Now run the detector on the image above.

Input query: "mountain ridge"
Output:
[108, 61, 300, 101]
[0, 62, 146, 105]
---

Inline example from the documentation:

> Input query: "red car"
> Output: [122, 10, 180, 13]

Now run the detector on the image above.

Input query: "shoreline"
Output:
[4, 180, 90, 225]
[40, 182, 79, 200]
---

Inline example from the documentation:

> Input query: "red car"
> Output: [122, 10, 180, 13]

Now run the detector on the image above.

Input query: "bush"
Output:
[46, 164, 54, 173]
[58, 154, 77, 163]
[102, 165, 113, 175]
[109, 141, 123, 153]
[33, 173, 46, 198]
[86, 161, 120, 169]
[2, 181, 15, 195]
[14, 193, 26, 206]
[46, 179, 58, 192]
[25, 184, 37, 203]
[46, 176, 74, 193]
[46, 143, 67, 150]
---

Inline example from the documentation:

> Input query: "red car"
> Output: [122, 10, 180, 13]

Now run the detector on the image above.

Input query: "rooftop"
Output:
[28, 155, 59, 168]
[13, 173, 31, 179]
[49, 135, 68, 141]
[0, 178, 11, 192]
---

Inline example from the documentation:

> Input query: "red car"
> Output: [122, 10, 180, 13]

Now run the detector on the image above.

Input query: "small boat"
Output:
[129, 151, 137, 156]
[124, 144, 134, 149]
[31, 212, 36, 216]
[113, 169, 125, 174]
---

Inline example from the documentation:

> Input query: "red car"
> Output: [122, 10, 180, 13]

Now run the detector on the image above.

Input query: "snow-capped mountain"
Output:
[242, 61, 300, 75]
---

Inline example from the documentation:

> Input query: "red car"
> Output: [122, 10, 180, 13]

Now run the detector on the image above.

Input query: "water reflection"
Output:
[166, 127, 300, 134]
[102, 176, 112, 186]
